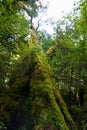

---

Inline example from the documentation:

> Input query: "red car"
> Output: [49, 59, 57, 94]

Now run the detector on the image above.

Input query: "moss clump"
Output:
[46, 45, 56, 56]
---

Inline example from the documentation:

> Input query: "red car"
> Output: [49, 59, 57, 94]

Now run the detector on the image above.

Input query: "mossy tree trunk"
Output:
[9, 31, 77, 130]
[28, 42, 77, 130]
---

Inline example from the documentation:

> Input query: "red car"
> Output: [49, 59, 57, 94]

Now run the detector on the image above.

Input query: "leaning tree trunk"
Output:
[22, 30, 77, 130]
[9, 30, 77, 130]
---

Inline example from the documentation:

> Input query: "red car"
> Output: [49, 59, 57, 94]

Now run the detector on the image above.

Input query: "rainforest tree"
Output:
[0, 0, 78, 130]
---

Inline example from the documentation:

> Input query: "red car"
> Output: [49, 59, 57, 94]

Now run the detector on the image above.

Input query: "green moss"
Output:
[46, 45, 56, 56]
[53, 87, 77, 130]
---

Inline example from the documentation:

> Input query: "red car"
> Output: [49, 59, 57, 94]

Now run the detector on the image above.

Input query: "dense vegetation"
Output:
[0, 0, 87, 130]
